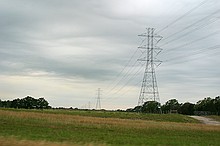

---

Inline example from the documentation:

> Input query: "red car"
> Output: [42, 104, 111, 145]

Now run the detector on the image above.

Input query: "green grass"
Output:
[0, 108, 219, 146]
[207, 115, 220, 122]
[0, 108, 198, 123]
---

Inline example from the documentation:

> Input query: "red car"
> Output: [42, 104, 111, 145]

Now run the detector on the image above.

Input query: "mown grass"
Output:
[0, 109, 219, 146]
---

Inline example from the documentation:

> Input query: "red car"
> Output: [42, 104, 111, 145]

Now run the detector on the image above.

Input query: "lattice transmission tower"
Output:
[138, 28, 162, 106]
[96, 88, 101, 109]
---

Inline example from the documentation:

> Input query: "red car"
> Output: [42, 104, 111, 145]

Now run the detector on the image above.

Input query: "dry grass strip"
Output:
[0, 137, 107, 146]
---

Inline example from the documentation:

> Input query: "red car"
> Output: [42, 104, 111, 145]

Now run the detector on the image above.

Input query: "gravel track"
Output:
[190, 116, 220, 126]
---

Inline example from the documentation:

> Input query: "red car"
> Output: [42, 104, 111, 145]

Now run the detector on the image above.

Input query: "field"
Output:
[0, 109, 220, 146]
[207, 115, 220, 122]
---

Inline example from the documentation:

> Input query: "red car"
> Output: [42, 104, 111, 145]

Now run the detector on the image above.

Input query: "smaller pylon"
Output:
[96, 88, 101, 109]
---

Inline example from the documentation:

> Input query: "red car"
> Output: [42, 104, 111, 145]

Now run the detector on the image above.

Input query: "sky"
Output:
[0, 0, 220, 110]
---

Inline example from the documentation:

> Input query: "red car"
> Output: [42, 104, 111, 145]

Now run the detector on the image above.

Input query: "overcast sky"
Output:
[0, 0, 220, 109]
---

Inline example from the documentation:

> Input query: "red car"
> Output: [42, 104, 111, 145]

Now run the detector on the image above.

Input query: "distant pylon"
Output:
[138, 28, 162, 106]
[96, 88, 101, 109]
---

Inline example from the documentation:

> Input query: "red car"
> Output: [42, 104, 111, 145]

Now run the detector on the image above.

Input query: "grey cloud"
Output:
[0, 48, 120, 81]
[0, 0, 220, 108]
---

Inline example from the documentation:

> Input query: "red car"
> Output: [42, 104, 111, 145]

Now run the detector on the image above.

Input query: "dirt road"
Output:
[190, 116, 220, 126]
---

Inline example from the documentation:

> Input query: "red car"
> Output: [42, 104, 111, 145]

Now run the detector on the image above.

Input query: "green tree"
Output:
[20, 96, 37, 109]
[11, 98, 21, 108]
[133, 105, 142, 112]
[178, 102, 195, 115]
[214, 96, 220, 115]
[161, 99, 180, 113]
[1, 100, 11, 108]
[141, 101, 160, 113]
[0, 96, 50, 109]
[195, 97, 217, 114]
[36, 98, 49, 109]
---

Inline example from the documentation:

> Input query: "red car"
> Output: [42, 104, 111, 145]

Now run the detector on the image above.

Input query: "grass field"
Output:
[0, 108, 199, 123]
[0, 108, 220, 146]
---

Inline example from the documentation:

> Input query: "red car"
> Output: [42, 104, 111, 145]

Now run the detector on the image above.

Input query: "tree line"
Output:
[1, 95, 219, 115]
[126, 96, 220, 115]
[0, 96, 51, 109]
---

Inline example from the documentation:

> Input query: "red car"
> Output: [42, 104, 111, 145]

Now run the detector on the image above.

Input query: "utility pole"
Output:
[138, 28, 162, 106]
[96, 88, 101, 110]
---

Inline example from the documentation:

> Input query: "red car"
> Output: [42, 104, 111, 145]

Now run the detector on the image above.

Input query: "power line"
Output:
[104, 39, 147, 94]
[157, 0, 209, 34]
[107, 44, 220, 101]
[162, 30, 220, 54]
[104, 51, 144, 95]
[164, 50, 220, 66]
[163, 47, 220, 67]
[103, 81, 141, 103]
[111, 63, 144, 95]
[103, 29, 163, 103]
[103, 1, 217, 107]
[103, 64, 144, 102]
[164, 44, 220, 63]
[160, 9, 220, 47]
[104, 45, 220, 103]
[103, 39, 150, 92]
[103, 43, 149, 99]
[104, 48, 139, 90]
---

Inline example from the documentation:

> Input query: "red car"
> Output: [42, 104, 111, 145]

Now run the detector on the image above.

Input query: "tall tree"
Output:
[36, 98, 49, 109]
[178, 102, 195, 115]
[161, 99, 180, 113]
[11, 98, 21, 108]
[214, 96, 220, 115]
[195, 97, 217, 114]
[141, 101, 160, 113]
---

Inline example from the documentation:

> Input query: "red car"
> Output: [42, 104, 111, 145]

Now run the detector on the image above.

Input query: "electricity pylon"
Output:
[96, 88, 101, 109]
[138, 28, 162, 106]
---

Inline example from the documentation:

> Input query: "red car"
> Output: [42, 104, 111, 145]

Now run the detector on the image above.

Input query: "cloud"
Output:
[0, 0, 220, 109]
